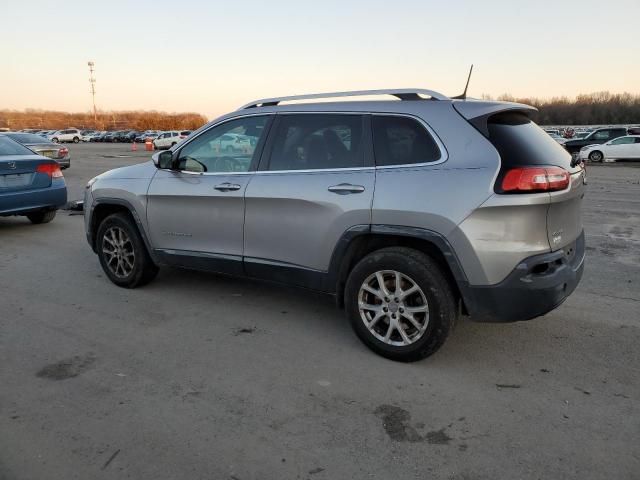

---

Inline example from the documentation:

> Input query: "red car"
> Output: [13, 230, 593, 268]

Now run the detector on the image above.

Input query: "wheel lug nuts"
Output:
[391, 313, 396, 319]
[394, 298, 399, 303]
[399, 308, 404, 313]
[384, 297, 390, 303]
[383, 307, 388, 312]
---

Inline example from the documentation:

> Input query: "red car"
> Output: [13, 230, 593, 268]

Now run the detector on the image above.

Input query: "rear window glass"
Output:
[372, 116, 441, 166]
[487, 112, 572, 167]
[0, 136, 34, 156]
[6, 133, 49, 144]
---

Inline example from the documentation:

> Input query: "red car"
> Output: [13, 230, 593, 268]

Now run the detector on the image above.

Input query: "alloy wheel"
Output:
[358, 270, 429, 346]
[102, 226, 135, 279]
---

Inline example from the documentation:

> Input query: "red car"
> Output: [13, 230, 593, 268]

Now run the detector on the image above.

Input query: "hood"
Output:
[95, 160, 157, 181]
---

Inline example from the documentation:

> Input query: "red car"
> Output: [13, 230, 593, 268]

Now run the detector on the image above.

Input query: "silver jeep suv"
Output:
[84, 89, 585, 361]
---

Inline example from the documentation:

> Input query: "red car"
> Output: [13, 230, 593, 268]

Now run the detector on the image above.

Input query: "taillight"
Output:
[58, 147, 68, 158]
[36, 162, 63, 178]
[500, 166, 569, 193]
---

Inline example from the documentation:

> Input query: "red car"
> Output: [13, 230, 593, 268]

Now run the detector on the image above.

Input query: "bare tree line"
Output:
[0, 109, 209, 131]
[486, 91, 640, 125]
[3, 91, 640, 130]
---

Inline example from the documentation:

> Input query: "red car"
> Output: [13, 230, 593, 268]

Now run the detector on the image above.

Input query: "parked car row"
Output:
[15, 128, 194, 146]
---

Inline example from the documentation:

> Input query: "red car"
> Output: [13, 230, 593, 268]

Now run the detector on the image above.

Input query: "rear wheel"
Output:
[52, 138, 59, 143]
[26, 210, 56, 224]
[589, 150, 603, 162]
[96, 213, 158, 288]
[345, 247, 457, 362]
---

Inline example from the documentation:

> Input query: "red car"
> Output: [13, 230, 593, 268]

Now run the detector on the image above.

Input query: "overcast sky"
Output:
[3, 0, 639, 119]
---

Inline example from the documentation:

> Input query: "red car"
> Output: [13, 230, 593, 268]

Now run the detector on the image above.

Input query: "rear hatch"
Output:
[456, 103, 585, 251]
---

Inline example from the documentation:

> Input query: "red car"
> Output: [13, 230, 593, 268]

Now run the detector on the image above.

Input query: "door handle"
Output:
[214, 182, 242, 192]
[327, 183, 365, 194]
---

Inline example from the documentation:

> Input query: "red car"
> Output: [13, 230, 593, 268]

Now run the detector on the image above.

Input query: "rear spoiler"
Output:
[453, 101, 537, 137]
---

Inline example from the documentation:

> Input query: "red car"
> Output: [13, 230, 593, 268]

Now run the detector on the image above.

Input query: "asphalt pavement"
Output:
[1, 143, 638, 479]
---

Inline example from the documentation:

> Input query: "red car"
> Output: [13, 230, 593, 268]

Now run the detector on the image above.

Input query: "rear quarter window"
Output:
[372, 116, 441, 166]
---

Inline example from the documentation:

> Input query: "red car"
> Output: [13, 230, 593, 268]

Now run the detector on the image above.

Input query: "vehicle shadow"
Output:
[146, 265, 635, 378]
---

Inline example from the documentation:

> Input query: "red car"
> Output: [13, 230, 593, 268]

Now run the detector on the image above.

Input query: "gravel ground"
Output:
[1, 143, 638, 480]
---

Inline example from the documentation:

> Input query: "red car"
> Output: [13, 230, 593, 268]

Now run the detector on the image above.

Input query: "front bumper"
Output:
[462, 231, 585, 322]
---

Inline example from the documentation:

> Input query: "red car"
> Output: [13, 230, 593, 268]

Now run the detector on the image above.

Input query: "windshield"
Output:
[0, 136, 35, 155]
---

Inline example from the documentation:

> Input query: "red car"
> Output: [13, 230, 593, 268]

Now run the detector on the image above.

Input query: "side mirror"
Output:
[152, 151, 174, 169]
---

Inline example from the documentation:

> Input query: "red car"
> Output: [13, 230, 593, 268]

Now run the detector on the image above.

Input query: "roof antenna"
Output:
[452, 64, 473, 100]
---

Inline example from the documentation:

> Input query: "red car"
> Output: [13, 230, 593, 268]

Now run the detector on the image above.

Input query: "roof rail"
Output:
[239, 88, 449, 109]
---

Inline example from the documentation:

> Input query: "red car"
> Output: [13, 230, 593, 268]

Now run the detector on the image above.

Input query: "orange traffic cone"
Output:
[131, 141, 137, 151]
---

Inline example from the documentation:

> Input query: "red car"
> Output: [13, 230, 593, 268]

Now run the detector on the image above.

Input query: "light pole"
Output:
[88, 61, 97, 128]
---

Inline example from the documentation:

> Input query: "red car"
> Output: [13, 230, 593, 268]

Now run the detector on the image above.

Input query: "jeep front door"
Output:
[146, 115, 271, 273]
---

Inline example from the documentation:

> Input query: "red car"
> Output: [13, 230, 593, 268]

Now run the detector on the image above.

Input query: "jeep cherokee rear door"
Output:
[243, 113, 374, 289]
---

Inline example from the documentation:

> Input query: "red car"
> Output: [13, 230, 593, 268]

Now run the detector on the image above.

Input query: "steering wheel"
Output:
[213, 156, 236, 172]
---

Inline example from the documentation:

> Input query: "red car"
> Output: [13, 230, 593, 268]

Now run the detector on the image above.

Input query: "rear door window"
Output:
[372, 115, 441, 166]
[266, 114, 364, 171]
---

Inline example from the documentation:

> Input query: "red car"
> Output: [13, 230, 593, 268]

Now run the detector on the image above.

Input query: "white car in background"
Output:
[153, 131, 183, 150]
[81, 131, 98, 142]
[579, 135, 640, 162]
[48, 128, 82, 143]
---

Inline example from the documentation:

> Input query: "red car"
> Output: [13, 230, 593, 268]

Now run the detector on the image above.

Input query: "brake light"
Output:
[58, 147, 69, 158]
[501, 166, 569, 193]
[36, 162, 63, 178]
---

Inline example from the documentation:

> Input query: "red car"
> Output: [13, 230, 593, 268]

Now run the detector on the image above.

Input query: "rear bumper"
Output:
[0, 181, 67, 216]
[462, 231, 585, 322]
[57, 157, 71, 169]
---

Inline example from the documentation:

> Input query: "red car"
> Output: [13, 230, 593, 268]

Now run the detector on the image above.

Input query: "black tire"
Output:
[96, 213, 158, 288]
[589, 150, 603, 162]
[73, 137, 80, 143]
[344, 247, 457, 362]
[26, 210, 56, 224]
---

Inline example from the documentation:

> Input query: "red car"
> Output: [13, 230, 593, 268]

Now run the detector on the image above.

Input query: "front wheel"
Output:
[73, 137, 80, 143]
[345, 247, 457, 362]
[589, 150, 604, 162]
[26, 210, 56, 224]
[52, 138, 59, 143]
[96, 213, 158, 288]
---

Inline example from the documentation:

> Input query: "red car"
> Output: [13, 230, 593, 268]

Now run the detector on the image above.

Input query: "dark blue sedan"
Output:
[0, 136, 67, 224]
